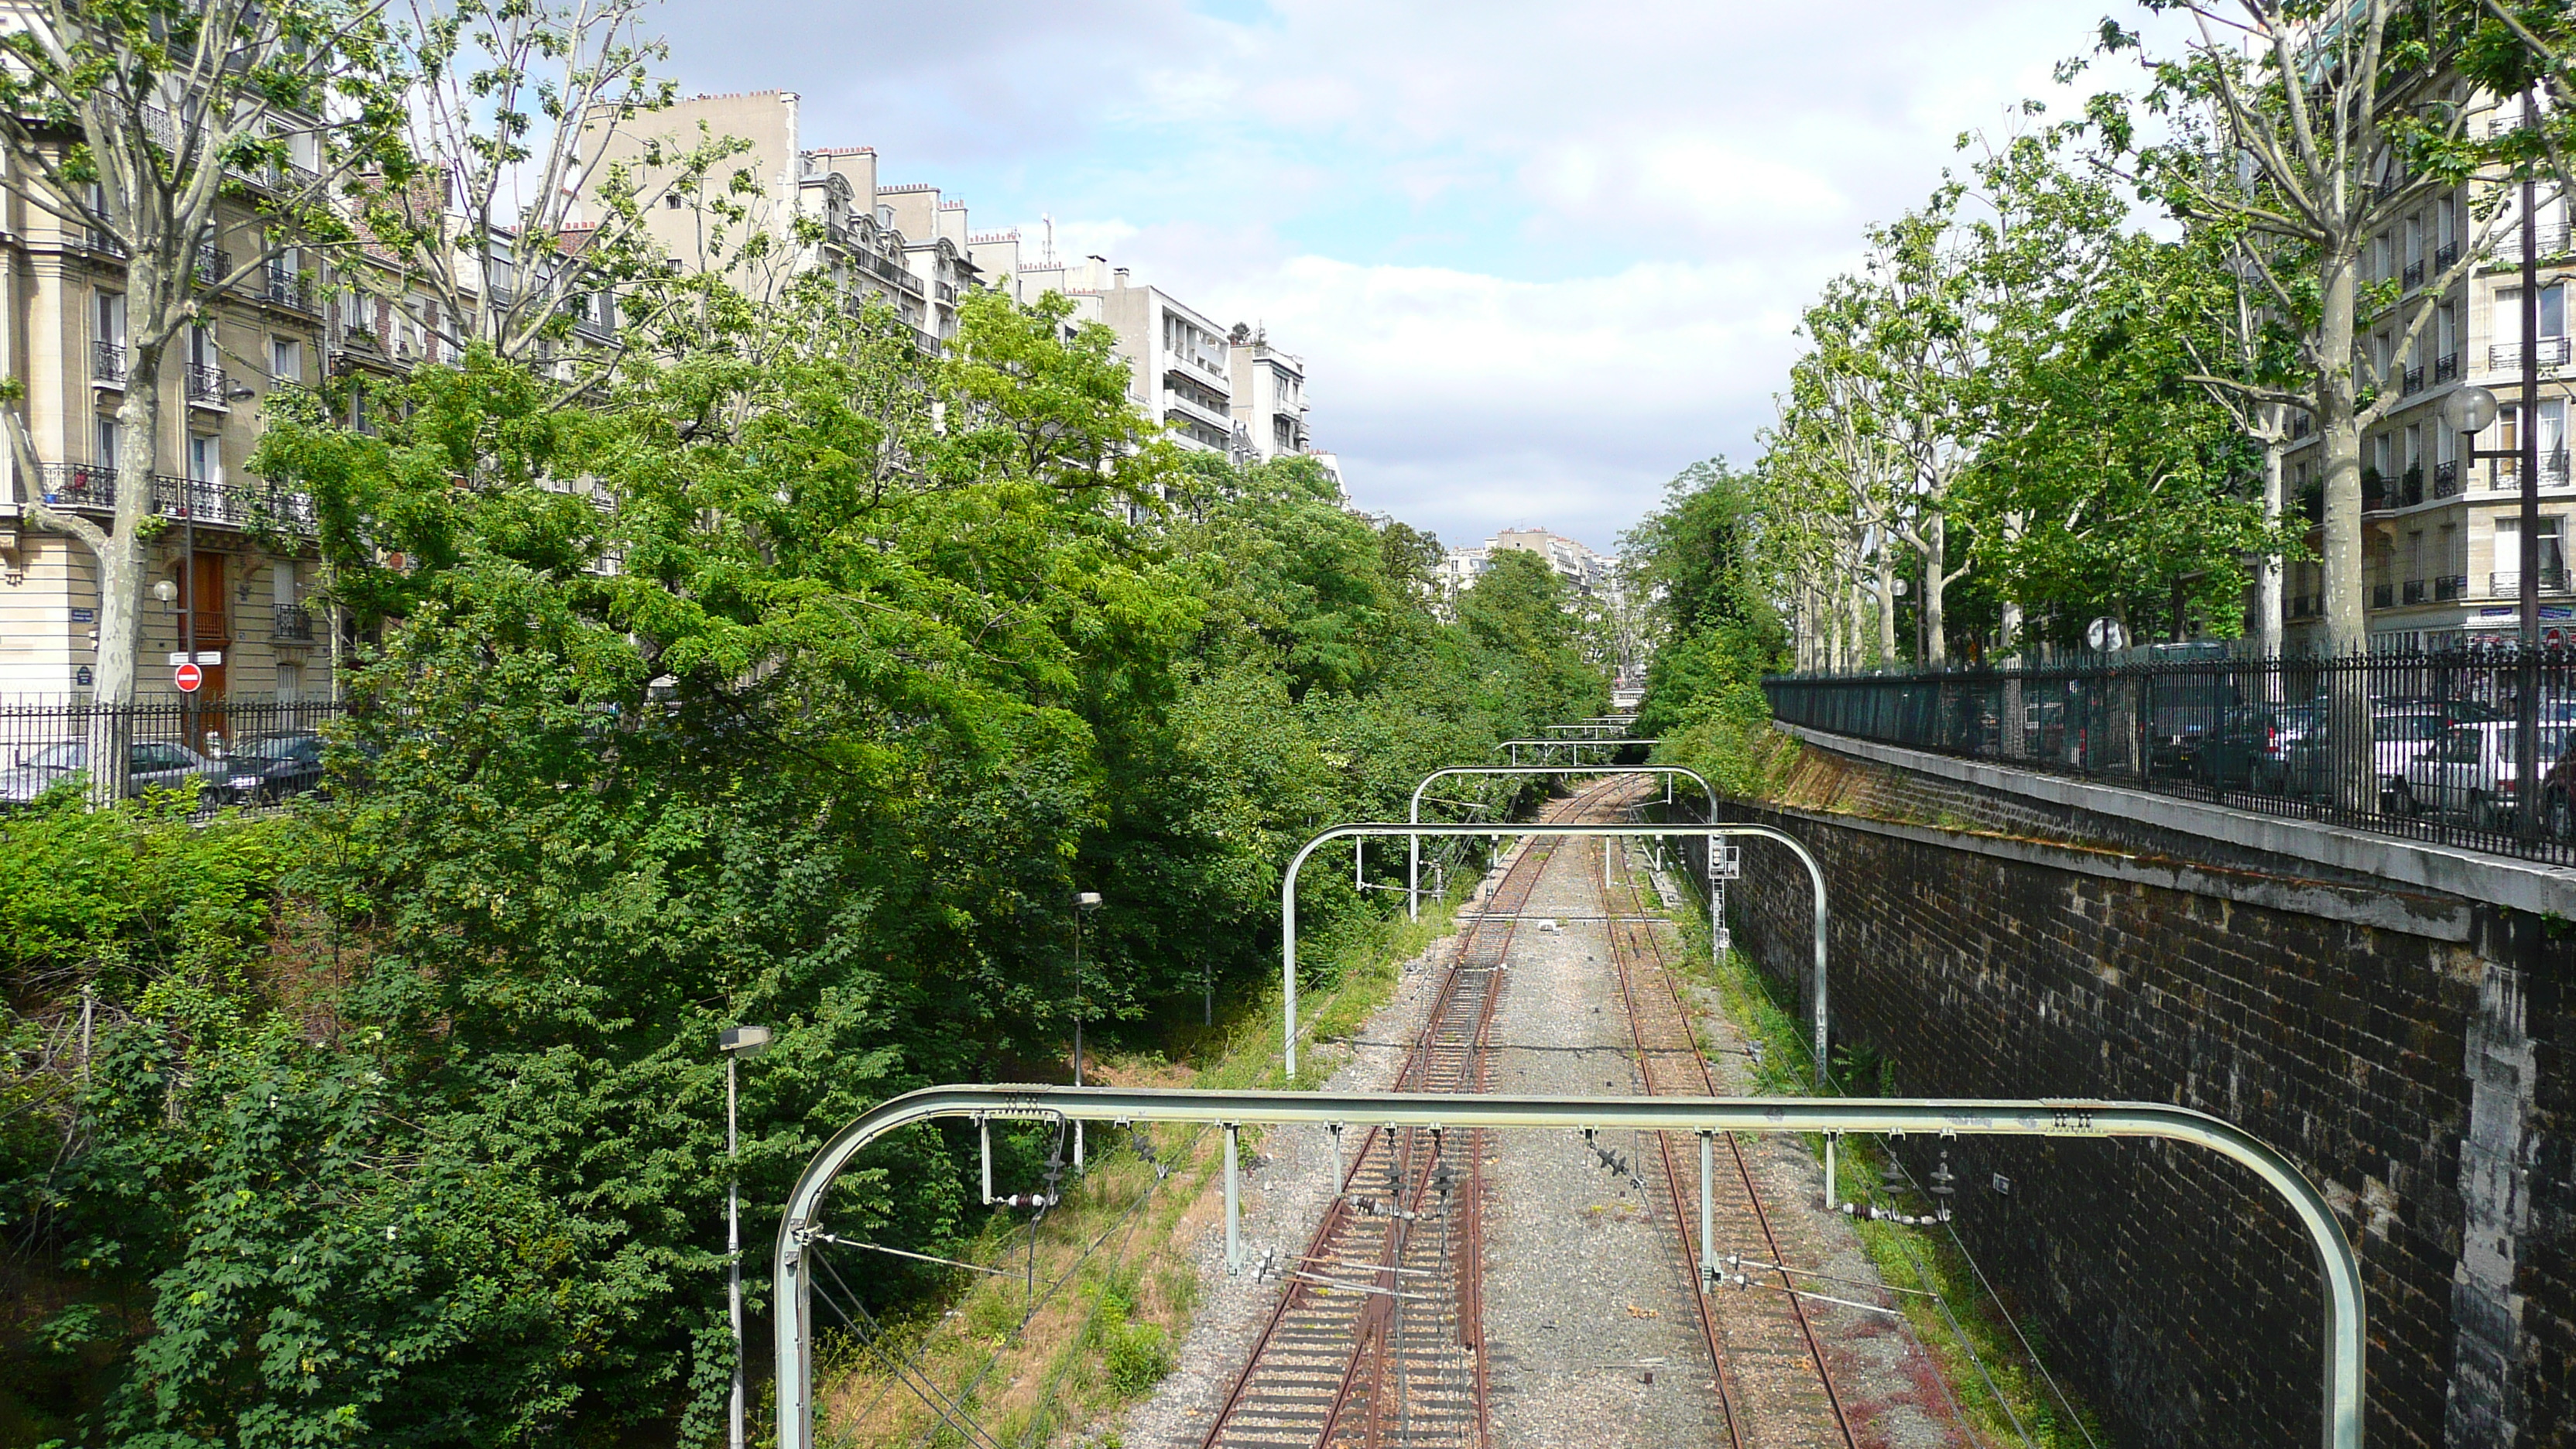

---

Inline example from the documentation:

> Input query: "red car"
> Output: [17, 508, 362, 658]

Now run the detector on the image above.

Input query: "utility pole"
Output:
[718, 1023, 772, 1449]
[1071, 891, 1101, 1166]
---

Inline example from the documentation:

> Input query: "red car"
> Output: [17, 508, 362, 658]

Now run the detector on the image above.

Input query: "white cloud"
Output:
[651, 0, 2191, 548]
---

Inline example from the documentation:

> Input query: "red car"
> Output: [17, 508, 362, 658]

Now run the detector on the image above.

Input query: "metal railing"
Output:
[1763, 647, 2576, 866]
[271, 604, 313, 641]
[263, 262, 313, 310]
[0, 697, 345, 817]
[29, 461, 317, 533]
[2403, 259, 2425, 289]
[2435, 460, 2461, 495]
[2490, 568, 2573, 596]
[2489, 337, 2574, 370]
[185, 362, 228, 403]
[2403, 578, 2427, 605]
[2372, 583, 2394, 608]
[2434, 351, 2461, 384]
[2435, 574, 2467, 601]
[91, 339, 127, 385]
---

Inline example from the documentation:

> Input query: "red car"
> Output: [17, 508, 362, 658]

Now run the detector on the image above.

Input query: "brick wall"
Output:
[1697, 782, 2571, 1448]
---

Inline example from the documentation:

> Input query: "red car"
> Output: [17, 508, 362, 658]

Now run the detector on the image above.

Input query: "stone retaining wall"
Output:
[1682, 736, 2570, 1448]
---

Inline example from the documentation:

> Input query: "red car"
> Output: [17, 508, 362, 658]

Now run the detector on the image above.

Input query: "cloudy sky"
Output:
[653, 0, 2158, 556]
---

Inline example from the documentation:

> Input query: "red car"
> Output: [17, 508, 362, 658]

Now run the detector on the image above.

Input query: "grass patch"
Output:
[810, 867, 1482, 1448]
[1632, 854, 2107, 1449]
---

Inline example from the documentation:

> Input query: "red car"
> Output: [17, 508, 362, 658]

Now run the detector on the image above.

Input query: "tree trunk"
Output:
[1874, 546, 1897, 666]
[2000, 598, 2025, 758]
[2314, 252, 2376, 809]
[1921, 512, 1949, 667]
[83, 325, 169, 803]
[2254, 423, 2287, 659]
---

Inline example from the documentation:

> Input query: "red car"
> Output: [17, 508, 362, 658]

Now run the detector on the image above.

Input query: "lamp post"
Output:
[1070, 890, 1102, 1167]
[719, 1023, 772, 1449]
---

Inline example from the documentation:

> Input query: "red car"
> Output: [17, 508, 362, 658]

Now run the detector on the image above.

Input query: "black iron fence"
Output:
[0, 698, 346, 819]
[1764, 649, 2576, 867]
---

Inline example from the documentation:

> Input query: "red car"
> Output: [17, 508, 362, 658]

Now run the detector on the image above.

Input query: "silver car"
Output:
[2394, 721, 2576, 829]
[0, 738, 222, 807]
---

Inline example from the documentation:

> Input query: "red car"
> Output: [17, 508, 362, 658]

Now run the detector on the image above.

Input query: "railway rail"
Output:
[1200, 778, 1636, 1449]
[1600, 800, 1858, 1449]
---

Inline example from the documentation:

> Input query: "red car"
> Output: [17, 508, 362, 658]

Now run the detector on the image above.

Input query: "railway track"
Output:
[1600, 806, 1858, 1449]
[1201, 778, 1636, 1449]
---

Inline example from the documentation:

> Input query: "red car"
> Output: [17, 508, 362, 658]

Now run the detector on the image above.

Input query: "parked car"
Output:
[0, 738, 221, 807]
[2193, 703, 2325, 790]
[207, 731, 329, 807]
[2393, 721, 2576, 828]
[2281, 709, 2451, 802]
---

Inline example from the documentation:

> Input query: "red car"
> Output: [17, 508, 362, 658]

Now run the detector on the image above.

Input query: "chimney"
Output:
[1113, 266, 1130, 287]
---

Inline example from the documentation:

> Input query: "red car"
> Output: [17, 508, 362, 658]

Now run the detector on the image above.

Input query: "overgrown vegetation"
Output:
[0, 276, 1602, 1444]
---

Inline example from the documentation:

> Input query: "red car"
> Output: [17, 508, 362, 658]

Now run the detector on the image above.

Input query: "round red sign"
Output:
[174, 661, 203, 693]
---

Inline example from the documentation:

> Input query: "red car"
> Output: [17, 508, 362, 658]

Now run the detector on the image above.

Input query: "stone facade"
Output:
[1684, 735, 2571, 1447]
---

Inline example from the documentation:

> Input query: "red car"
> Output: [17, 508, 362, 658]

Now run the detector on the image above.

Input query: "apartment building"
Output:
[0, 161, 337, 704]
[1098, 278, 1238, 454]
[1226, 326, 1309, 461]
[2281, 164, 2576, 651]
[1440, 526, 1622, 606]
[577, 92, 980, 348]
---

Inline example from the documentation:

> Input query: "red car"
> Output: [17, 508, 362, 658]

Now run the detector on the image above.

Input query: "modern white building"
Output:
[1226, 325, 1308, 461]
[1440, 526, 1622, 605]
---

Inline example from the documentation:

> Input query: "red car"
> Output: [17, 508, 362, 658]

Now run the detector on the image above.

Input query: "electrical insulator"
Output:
[1930, 1149, 1957, 1203]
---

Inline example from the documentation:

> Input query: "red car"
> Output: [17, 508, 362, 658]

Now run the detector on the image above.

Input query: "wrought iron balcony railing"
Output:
[91, 340, 127, 385]
[271, 604, 314, 641]
[2491, 568, 2574, 596]
[2402, 579, 2427, 605]
[185, 364, 228, 403]
[2489, 337, 2574, 370]
[27, 461, 317, 533]
[2403, 259, 2425, 288]
[2371, 583, 2395, 608]
[2434, 351, 2461, 383]
[2435, 574, 2466, 601]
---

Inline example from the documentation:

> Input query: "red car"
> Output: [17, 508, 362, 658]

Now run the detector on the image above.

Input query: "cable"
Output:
[809, 1245, 1008, 1449]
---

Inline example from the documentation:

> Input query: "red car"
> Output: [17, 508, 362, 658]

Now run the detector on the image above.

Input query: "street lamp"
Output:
[719, 1023, 772, 1449]
[1070, 892, 1102, 1166]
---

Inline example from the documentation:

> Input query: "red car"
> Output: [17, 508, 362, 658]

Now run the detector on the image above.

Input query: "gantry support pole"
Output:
[776, 1086, 2367, 1449]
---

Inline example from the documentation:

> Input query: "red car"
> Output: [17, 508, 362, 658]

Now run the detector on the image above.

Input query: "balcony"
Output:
[194, 245, 231, 286]
[2403, 578, 2427, 605]
[91, 340, 127, 385]
[2490, 337, 2574, 370]
[271, 604, 313, 642]
[2403, 259, 2425, 289]
[2290, 593, 2321, 619]
[2435, 460, 2461, 495]
[1161, 386, 1232, 430]
[186, 363, 229, 406]
[2434, 351, 2461, 383]
[2437, 240, 2461, 269]
[2488, 453, 2574, 489]
[2401, 464, 2424, 505]
[2402, 364, 2425, 395]
[2435, 574, 2467, 601]
[81, 228, 127, 258]
[262, 262, 313, 311]
[2290, 413, 2314, 439]
[27, 461, 317, 533]
[2500, 219, 2574, 255]
[2372, 583, 2395, 608]
[2491, 569, 2574, 596]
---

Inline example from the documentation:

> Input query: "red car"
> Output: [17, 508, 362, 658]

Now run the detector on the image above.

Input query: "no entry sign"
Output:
[174, 660, 203, 693]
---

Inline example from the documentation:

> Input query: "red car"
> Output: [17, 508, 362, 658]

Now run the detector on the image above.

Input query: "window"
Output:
[94, 291, 125, 344]
[94, 415, 117, 467]
[665, 192, 683, 209]
[189, 323, 217, 371]
[2497, 283, 2569, 341]
[2406, 423, 2422, 470]
[2498, 515, 2566, 574]
[276, 661, 303, 704]
[2406, 214, 2421, 265]
[270, 337, 301, 382]
[188, 433, 220, 484]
